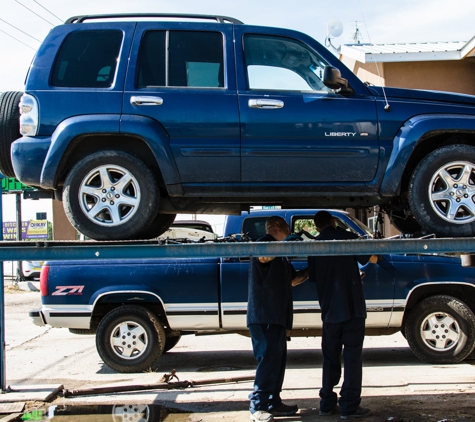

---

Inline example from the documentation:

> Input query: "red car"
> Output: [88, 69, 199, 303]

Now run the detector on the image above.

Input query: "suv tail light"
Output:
[19, 93, 38, 136]
[39, 265, 49, 296]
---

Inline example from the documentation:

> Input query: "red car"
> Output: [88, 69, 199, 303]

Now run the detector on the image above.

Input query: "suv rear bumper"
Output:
[29, 308, 46, 327]
[11, 136, 51, 187]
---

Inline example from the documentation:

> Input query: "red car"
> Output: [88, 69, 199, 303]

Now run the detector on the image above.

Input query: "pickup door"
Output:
[219, 212, 395, 330]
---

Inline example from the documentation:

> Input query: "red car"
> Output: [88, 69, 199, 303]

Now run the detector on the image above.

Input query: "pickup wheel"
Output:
[405, 295, 475, 364]
[63, 150, 160, 240]
[96, 305, 166, 373]
[0, 91, 23, 178]
[409, 144, 475, 237]
[163, 334, 182, 353]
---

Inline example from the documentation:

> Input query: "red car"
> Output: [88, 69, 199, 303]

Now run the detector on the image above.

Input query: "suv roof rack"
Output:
[65, 13, 244, 25]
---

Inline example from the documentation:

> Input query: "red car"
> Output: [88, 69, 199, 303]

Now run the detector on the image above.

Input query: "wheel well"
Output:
[402, 283, 475, 329]
[55, 134, 167, 191]
[91, 296, 173, 333]
[399, 132, 475, 196]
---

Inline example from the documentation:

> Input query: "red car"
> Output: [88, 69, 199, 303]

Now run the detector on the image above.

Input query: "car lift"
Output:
[2, 184, 475, 393]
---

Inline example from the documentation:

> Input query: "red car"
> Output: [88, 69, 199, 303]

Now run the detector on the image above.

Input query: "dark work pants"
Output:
[248, 324, 287, 413]
[319, 317, 365, 416]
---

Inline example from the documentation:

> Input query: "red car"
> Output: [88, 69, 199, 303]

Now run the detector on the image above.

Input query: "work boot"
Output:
[250, 410, 274, 422]
[340, 406, 371, 419]
[269, 403, 298, 416]
[319, 404, 340, 416]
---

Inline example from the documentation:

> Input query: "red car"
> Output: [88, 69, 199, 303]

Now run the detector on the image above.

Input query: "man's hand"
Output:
[292, 268, 308, 286]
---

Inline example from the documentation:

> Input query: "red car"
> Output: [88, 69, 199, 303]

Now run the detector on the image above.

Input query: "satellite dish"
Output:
[327, 18, 343, 38]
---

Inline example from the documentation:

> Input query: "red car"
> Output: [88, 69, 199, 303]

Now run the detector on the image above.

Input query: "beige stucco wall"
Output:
[346, 57, 475, 94]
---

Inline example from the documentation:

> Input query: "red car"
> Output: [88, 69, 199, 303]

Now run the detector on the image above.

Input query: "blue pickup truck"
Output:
[3, 13, 475, 240]
[30, 209, 475, 373]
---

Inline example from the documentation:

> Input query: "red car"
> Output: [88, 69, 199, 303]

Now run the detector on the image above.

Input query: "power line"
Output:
[32, 0, 63, 23]
[14, 0, 55, 26]
[0, 28, 36, 50]
[0, 17, 42, 42]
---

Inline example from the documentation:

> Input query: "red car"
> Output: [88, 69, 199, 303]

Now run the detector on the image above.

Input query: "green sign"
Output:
[1, 177, 33, 192]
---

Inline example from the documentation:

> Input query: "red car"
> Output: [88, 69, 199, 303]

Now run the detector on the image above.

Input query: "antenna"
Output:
[325, 18, 343, 54]
[352, 21, 364, 44]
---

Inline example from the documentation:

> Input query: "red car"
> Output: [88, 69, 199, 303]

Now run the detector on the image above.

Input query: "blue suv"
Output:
[2, 13, 475, 240]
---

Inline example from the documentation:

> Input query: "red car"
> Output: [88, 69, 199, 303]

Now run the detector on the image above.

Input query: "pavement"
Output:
[1, 288, 475, 421]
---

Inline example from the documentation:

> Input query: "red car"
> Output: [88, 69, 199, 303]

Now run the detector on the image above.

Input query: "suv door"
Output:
[123, 23, 240, 184]
[234, 27, 379, 185]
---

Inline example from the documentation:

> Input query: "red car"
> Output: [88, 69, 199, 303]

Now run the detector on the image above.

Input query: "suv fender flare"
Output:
[40, 115, 121, 189]
[41, 114, 182, 192]
[380, 114, 475, 196]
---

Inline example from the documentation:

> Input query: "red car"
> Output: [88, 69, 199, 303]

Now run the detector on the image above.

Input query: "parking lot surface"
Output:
[1, 287, 475, 421]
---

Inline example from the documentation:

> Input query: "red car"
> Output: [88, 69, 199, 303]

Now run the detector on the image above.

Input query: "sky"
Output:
[1, 0, 475, 230]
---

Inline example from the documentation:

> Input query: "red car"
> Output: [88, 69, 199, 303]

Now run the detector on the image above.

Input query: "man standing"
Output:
[247, 216, 307, 422]
[308, 211, 373, 420]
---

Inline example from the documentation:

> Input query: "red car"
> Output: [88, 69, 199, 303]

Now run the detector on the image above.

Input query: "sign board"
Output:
[2, 220, 48, 240]
[1, 178, 33, 192]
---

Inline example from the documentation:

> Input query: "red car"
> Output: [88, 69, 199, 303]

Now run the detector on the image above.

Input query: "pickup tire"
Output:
[96, 305, 166, 373]
[63, 150, 160, 240]
[409, 145, 475, 237]
[163, 334, 182, 353]
[405, 295, 475, 364]
[0, 91, 23, 178]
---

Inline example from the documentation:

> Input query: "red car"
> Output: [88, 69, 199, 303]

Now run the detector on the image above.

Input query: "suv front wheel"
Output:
[63, 150, 160, 240]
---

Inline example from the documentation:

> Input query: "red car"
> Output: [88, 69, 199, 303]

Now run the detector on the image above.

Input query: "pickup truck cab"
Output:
[30, 209, 475, 372]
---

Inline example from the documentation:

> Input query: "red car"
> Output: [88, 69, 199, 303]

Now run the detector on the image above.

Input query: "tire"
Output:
[163, 334, 182, 353]
[405, 295, 475, 364]
[96, 305, 166, 373]
[389, 207, 422, 234]
[0, 91, 23, 178]
[136, 213, 176, 239]
[408, 144, 475, 237]
[63, 150, 160, 240]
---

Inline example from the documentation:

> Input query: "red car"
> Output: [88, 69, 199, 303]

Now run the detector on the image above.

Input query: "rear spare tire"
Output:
[0, 91, 23, 178]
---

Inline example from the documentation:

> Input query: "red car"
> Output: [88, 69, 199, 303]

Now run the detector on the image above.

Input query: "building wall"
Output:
[345, 57, 475, 94]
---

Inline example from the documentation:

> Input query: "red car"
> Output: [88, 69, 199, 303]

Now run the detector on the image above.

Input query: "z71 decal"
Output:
[52, 286, 85, 296]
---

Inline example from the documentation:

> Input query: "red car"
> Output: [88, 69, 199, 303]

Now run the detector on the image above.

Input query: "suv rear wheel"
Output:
[0, 91, 23, 178]
[63, 150, 160, 240]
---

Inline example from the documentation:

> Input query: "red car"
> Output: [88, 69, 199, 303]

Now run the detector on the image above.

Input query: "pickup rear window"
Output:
[51, 30, 122, 88]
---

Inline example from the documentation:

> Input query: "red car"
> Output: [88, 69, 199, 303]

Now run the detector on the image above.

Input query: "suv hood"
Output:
[368, 85, 475, 107]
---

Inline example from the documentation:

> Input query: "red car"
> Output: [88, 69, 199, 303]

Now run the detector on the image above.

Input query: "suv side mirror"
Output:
[323, 65, 351, 92]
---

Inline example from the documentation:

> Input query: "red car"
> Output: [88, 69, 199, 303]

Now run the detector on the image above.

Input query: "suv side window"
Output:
[243, 34, 330, 92]
[137, 30, 224, 88]
[51, 30, 122, 88]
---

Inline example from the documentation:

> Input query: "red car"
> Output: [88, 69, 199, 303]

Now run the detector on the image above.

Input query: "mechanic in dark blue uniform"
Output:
[247, 216, 308, 422]
[308, 211, 375, 420]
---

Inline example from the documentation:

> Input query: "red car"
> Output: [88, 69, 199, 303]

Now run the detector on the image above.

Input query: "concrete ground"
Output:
[1, 285, 475, 421]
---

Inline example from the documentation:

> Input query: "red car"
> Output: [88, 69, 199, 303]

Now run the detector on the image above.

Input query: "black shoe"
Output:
[319, 404, 340, 416]
[269, 403, 298, 416]
[340, 407, 371, 419]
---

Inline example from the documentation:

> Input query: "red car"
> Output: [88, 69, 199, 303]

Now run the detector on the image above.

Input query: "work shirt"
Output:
[308, 226, 368, 324]
[247, 234, 296, 330]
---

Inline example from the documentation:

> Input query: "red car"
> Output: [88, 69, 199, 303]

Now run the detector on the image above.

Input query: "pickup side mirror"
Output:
[323, 65, 351, 92]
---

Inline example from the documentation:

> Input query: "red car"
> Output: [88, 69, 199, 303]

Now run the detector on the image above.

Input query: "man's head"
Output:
[265, 216, 291, 241]
[314, 211, 335, 232]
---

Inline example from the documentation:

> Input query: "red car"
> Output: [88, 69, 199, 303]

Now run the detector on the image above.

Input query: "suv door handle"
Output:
[248, 99, 284, 109]
[130, 96, 164, 106]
